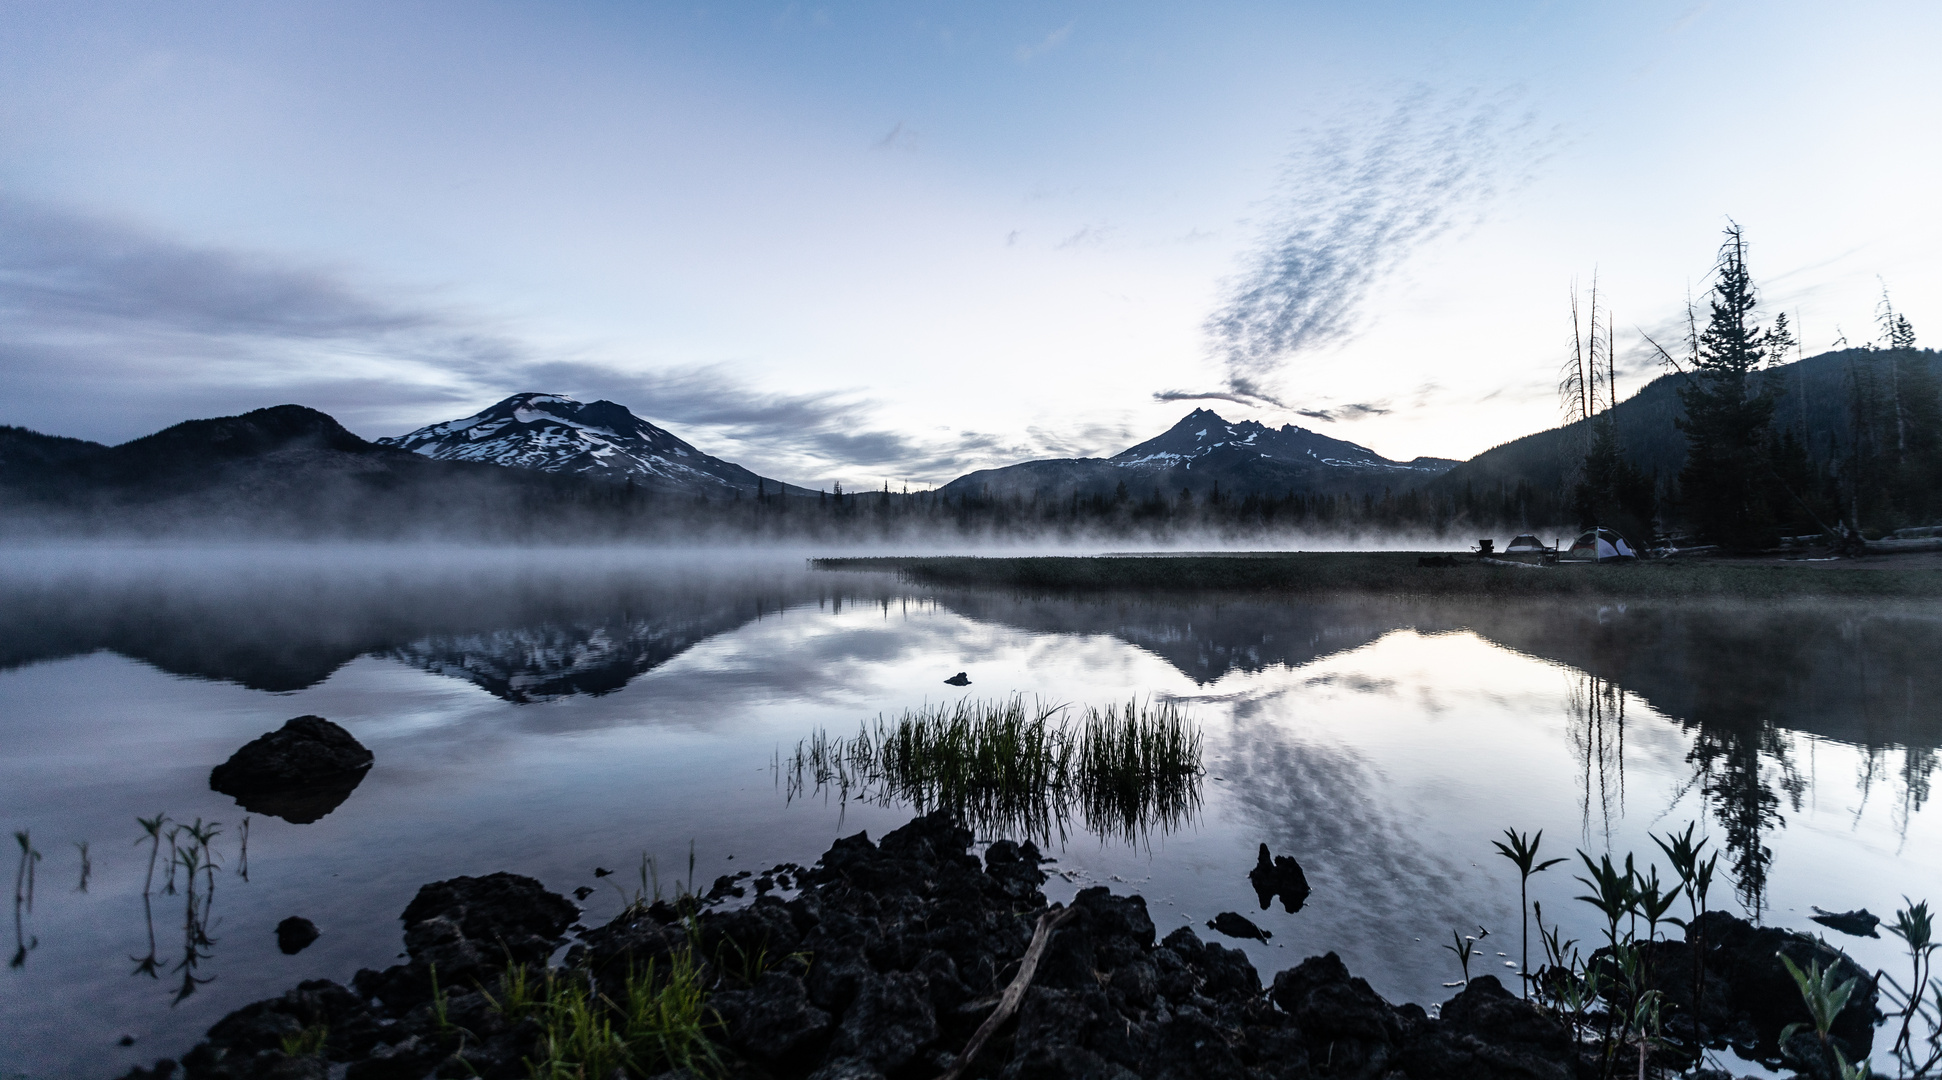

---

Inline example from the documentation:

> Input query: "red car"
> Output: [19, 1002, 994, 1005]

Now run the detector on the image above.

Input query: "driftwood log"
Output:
[932, 903, 1079, 1080]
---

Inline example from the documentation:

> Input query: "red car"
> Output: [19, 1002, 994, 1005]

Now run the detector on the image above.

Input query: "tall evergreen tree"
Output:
[1675, 224, 1782, 548]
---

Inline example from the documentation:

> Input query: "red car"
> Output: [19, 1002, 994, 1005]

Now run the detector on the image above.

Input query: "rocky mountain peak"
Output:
[379, 393, 799, 497]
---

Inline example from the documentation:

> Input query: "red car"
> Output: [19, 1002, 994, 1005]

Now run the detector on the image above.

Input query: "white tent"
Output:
[1565, 527, 1636, 562]
[1505, 534, 1548, 555]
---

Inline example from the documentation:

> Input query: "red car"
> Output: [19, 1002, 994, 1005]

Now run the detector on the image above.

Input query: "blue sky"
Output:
[3, 1, 1937, 487]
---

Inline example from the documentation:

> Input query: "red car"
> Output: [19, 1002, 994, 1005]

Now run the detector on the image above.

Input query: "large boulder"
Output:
[209, 716, 374, 823]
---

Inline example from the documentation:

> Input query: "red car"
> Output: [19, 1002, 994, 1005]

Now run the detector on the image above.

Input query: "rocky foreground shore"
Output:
[124, 813, 1876, 1080]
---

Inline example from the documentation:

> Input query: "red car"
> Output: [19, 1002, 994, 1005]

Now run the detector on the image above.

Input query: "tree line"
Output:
[1570, 223, 1938, 550]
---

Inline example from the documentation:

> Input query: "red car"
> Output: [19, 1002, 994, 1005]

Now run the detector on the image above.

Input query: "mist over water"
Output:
[2, 545, 1937, 1077]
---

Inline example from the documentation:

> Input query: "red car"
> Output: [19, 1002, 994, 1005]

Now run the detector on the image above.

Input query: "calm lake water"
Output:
[2, 546, 1938, 1078]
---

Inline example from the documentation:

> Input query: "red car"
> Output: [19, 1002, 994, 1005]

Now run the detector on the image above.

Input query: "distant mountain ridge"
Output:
[1426, 347, 1942, 502]
[938, 408, 1456, 500]
[0, 404, 682, 536]
[379, 393, 806, 497]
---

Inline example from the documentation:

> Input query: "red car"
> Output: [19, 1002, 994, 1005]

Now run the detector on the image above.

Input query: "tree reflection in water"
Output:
[1684, 723, 1786, 918]
[1898, 746, 1938, 849]
[1566, 673, 1625, 848]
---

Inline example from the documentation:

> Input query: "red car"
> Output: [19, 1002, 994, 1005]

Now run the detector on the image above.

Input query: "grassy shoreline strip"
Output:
[811, 553, 1942, 599]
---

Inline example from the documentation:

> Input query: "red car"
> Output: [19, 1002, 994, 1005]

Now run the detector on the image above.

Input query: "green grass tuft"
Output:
[519, 954, 721, 1080]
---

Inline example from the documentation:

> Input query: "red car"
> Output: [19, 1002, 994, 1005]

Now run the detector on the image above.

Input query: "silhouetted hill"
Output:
[0, 404, 667, 537]
[1427, 347, 1942, 502]
[0, 426, 109, 476]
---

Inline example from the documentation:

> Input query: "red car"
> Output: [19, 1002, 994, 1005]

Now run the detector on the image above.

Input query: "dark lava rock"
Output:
[1694, 909, 1880, 1062]
[706, 871, 750, 902]
[1810, 906, 1881, 937]
[712, 971, 832, 1066]
[138, 811, 1884, 1080]
[399, 872, 576, 971]
[944, 671, 971, 686]
[1206, 911, 1271, 942]
[208, 716, 374, 824]
[352, 871, 577, 1009]
[274, 917, 319, 955]
[1583, 909, 1880, 1069]
[1404, 975, 1577, 1080]
[1249, 843, 1311, 913]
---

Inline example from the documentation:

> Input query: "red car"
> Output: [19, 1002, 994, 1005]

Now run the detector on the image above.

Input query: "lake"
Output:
[2, 546, 1938, 1078]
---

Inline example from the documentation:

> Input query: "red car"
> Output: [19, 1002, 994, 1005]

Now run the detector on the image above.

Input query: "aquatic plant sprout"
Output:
[781, 695, 1202, 844]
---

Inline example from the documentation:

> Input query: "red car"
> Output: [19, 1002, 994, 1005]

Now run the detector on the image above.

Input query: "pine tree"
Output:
[1675, 224, 1781, 548]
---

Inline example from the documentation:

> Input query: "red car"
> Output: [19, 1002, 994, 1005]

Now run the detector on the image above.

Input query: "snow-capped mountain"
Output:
[378, 393, 803, 497]
[937, 408, 1456, 500]
[387, 616, 730, 703]
[1108, 408, 1453, 473]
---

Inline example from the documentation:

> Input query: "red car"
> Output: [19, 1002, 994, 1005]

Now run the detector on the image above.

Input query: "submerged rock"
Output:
[274, 917, 319, 955]
[1583, 908, 1880, 1071]
[208, 716, 374, 824]
[1206, 911, 1272, 942]
[1249, 842, 1311, 913]
[944, 671, 971, 686]
[1809, 906, 1881, 937]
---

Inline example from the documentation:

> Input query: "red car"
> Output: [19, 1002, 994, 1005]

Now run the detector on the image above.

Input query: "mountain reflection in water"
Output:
[5, 561, 1932, 908]
[0, 556, 902, 699]
[2, 551, 1939, 1078]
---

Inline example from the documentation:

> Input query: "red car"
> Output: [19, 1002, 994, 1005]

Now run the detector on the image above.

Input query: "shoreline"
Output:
[125, 812, 1875, 1080]
[813, 552, 1942, 600]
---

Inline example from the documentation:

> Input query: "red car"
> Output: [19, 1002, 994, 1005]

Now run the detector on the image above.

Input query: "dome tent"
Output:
[1499, 534, 1554, 564]
[1564, 527, 1636, 562]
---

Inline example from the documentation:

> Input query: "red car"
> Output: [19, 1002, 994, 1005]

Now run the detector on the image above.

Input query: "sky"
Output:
[2, 1, 1938, 489]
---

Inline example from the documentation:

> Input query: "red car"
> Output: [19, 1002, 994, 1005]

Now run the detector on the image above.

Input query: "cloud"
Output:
[0, 196, 1042, 487]
[1014, 21, 1074, 63]
[1023, 420, 1138, 460]
[1054, 223, 1112, 250]
[1153, 387, 1283, 409]
[0, 199, 429, 341]
[1182, 87, 1549, 412]
[873, 121, 919, 152]
[0, 195, 519, 440]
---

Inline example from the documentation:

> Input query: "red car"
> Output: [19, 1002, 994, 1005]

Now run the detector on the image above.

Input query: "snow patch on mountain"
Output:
[379, 393, 797, 496]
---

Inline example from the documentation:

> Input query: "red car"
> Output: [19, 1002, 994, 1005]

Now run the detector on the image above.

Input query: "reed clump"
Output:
[782, 694, 1202, 842]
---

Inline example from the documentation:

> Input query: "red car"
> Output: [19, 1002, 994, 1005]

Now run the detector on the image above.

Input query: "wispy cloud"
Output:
[1153, 387, 1279, 409]
[0, 196, 1043, 487]
[1289, 402, 1391, 423]
[1165, 87, 1550, 415]
[1054, 222, 1113, 250]
[1023, 420, 1137, 460]
[1014, 21, 1074, 63]
[873, 120, 920, 151]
